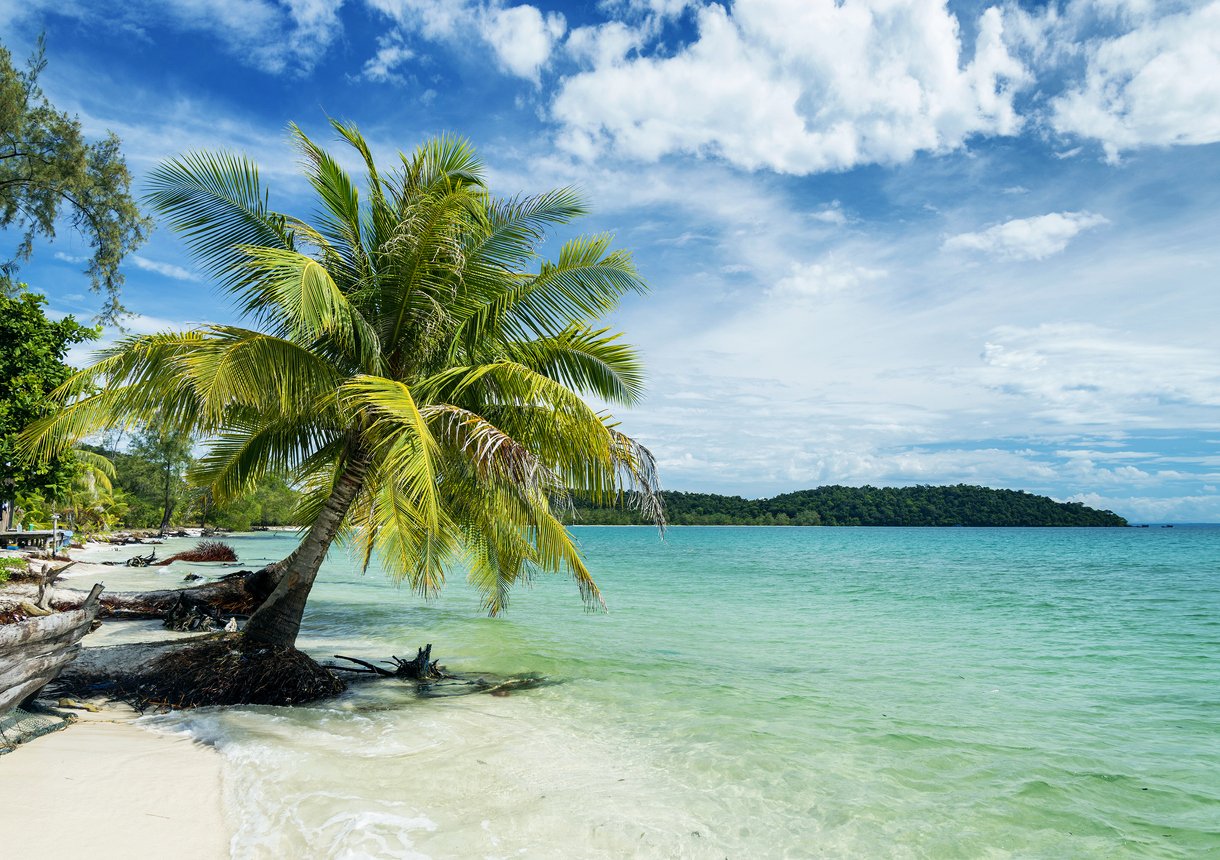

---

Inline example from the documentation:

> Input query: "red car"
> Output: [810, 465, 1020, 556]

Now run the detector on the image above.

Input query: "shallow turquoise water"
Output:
[146, 526, 1219, 858]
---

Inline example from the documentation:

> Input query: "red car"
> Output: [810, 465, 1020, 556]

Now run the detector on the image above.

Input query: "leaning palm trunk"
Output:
[242, 456, 369, 648]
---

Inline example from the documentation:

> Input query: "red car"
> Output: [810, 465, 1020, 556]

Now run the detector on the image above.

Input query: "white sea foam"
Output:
[154, 690, 738, 859]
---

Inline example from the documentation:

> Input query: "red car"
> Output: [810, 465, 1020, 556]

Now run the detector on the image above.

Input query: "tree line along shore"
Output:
[570, 485, 1128, 527]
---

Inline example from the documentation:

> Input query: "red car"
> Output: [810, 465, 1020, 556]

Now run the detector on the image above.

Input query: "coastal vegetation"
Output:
[0, 35, 149, 540]
[20, 121, 661, 702]
[0, 37, 149, 322]
[7, 422, 301, 536]
[570, 484, 1127, 527]
[0, 289, 97, 520]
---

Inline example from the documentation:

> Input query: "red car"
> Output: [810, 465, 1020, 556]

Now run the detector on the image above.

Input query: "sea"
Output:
[77, 526, 1219, 859]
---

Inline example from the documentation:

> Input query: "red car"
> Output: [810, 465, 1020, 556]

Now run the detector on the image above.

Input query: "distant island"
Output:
[570, 484, 1128, 527]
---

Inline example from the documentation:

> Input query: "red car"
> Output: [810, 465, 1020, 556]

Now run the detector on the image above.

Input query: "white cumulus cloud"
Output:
[552, 0, 1027, 174]
[1050, 1, 1220, 161]
[565, 21, 644, 68]
[942, 211, 1109, 261]
[480, 4, 566, 81]
[366, 0, 564, 81]
[362, 32, 415, 83]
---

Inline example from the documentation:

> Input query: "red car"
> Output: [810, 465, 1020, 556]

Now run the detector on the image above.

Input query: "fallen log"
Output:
[51, 567, 281, 621]
[325, 649, 552, 698]
[0, 584, 104, 715]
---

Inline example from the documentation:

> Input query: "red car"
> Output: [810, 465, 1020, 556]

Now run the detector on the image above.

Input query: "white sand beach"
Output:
[1, 711, 230, 859]
[1, 567, 232, 860]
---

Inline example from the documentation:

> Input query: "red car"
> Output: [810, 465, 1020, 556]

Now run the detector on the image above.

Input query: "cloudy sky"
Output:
[3, 0, 1219, 521]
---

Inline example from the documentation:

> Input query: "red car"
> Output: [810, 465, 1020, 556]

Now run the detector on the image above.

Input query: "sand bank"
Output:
[0, 712, 230, 859]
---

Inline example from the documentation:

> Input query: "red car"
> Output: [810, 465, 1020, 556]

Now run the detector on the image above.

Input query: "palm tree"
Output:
[60, 448, 122, 535]
[23, 122, 662, 650]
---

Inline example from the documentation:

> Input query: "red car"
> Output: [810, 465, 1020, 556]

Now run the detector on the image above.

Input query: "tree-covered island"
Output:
[570, 484, 1127, 527]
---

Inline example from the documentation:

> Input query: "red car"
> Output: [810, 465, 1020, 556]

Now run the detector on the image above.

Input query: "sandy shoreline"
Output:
[1, 548, 232, 859]
[1, 711, 230, 859]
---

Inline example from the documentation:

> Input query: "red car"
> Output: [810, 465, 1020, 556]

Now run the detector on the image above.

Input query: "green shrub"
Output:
[0, 556, 27, 584]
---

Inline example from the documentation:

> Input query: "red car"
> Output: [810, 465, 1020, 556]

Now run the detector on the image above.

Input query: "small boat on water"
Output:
[0, 583, 104, 717]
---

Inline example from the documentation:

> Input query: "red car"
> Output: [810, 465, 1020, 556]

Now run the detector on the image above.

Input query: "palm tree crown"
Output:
[23, 121, 662, 647]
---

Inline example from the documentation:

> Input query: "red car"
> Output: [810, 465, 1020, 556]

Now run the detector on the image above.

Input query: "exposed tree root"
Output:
[54, 634, 553, 709]
[100, 635, 346, 708]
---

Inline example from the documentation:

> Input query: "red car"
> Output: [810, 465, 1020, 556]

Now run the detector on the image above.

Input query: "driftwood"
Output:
[51, 567, 280, 621]
[325, 647, 551, 698]
[0, 583, 104, 714]
[331, 644, 448, 681]
[35, 561, 75, 610]
[163, 591, 228, 632]
[103, 549, 156, 567]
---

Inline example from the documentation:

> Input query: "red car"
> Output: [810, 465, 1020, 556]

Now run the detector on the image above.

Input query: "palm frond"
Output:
[424, 403, 561, 493]
[610, 429, 666, 532]
[191, 417, 339, 502]
[21, 332, 211, 460]
[504, 326, 646, 405]
[232, 248, 381, 371]
[290, 123, 370, 279]
[73, 447, 116, 490]
[145, 152, 294, 292]
[339, 375, 443, 533]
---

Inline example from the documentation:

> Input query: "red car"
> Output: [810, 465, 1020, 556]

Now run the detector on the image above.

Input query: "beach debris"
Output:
[106, 532, 142, 545]
[55, 697, 100, 712]
[112, 549, 156, 567]
[0, 584, 104, 717]
[182, 573, 203, 582]
[330, 645, 448, 681]
[0, 707, 73, 753]
[156, 540, 237, 566]
[417, 674, 551, 699]
[163, 593, 218, 632]
[34, 561, 73, 610]
[324, 647, 550, 698]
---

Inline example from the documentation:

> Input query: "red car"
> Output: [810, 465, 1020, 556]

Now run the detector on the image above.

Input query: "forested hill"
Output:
[569, 485, 1128, 527]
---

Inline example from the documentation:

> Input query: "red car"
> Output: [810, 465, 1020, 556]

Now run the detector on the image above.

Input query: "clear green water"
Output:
[140, 526, 1218, 858]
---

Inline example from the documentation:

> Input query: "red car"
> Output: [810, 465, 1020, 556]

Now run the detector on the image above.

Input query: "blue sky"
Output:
[2, 0, 1219, 521]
